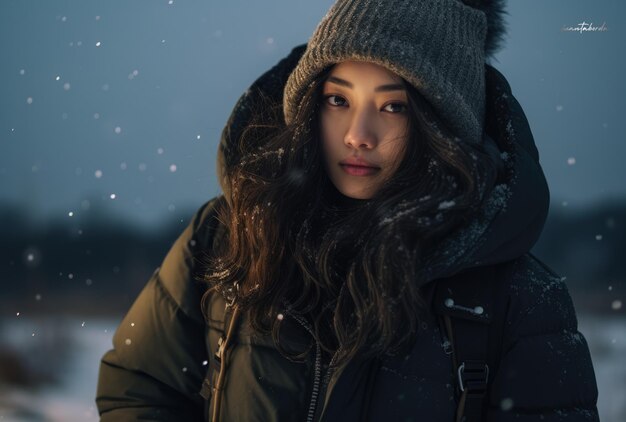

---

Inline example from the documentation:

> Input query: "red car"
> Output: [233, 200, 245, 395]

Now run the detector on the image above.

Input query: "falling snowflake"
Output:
[438, 200, 455, 210]
[500, 397, 514, 411]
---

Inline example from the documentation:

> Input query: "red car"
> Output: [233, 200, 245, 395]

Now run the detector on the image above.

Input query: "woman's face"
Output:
[320, 61, 409, 200]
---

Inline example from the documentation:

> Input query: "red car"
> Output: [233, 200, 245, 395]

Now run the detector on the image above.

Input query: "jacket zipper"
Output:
[311, 350, 340, 422]
[284, 307, 322, 422]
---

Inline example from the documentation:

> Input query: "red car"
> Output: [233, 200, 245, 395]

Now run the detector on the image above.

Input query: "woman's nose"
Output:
[344, 109, 378, 149]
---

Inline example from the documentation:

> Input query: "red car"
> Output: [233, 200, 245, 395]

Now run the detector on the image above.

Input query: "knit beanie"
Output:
[283, 0, 507, 146]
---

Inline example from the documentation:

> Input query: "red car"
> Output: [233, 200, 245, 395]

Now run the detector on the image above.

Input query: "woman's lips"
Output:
[340, 163, 380, 176]
[339, 157, 380, 176]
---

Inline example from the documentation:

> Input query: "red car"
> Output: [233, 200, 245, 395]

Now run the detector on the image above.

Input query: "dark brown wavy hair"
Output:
[201, 65, 499, 365]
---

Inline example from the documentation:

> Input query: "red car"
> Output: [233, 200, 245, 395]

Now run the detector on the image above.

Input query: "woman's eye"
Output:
[325, 95, 347, 107]
[383, 103, 407, 113]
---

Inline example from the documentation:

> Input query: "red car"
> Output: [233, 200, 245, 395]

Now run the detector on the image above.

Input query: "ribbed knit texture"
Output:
[283, 0, 488, 145]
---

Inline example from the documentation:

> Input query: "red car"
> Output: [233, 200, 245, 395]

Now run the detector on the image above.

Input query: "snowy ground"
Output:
[0, 314, 623, 421]
[579, 315, 626, 421]
[0, 318, 118, 422]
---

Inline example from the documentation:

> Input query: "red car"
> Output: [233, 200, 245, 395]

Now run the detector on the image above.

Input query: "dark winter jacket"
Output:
[96, 45, 599, 421]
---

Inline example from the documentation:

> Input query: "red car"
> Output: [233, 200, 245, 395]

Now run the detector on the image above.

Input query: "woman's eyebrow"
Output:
[326, 76, 405, 92]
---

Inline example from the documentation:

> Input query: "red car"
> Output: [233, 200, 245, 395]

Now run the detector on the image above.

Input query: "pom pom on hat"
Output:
[459, 0, 509, 58]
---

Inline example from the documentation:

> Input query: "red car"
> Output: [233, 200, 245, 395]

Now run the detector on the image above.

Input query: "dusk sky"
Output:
[1, 0, 624, 228]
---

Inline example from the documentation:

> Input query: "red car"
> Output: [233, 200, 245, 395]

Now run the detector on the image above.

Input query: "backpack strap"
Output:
[195, 197, 243, 421]
[199, 297, 241, 422]
[213, 303, 241, 422]
[434, 261, 515, 422]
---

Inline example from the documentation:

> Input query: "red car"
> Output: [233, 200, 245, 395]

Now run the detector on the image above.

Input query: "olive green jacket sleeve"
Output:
[96, 196, 224, 421]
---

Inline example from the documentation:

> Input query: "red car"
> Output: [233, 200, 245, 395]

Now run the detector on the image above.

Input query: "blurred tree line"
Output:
[1, 200, 624, 317]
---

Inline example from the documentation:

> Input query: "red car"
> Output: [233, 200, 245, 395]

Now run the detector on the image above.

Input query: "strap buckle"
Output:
[457, 361, 489, 393]
[214, 336, 225, 362]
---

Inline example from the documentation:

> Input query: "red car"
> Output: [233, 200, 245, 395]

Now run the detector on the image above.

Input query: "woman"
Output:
[96, 0, 599, 421]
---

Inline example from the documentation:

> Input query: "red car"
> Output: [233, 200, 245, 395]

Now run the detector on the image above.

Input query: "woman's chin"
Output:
[334, 185, 373, 201]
